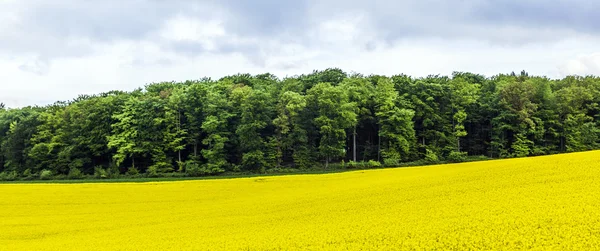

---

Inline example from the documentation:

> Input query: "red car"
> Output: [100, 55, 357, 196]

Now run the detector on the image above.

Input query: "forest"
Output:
[1, 68, 599, 180]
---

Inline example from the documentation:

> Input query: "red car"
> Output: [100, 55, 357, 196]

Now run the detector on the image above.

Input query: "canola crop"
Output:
[1, 151, 600, 250]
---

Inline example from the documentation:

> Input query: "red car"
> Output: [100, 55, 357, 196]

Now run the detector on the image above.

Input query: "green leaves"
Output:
[307, 83, 357, 166]
[2, 71, 600, 177]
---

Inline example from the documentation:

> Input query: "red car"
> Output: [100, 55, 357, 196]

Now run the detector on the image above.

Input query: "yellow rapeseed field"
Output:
[2, 151, 600, 250]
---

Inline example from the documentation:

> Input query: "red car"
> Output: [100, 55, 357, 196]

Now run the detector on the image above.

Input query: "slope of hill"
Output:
[1, 151, 599, 250]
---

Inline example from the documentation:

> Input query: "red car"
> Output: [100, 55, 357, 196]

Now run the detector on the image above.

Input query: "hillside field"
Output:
[1, 151, 600, 250]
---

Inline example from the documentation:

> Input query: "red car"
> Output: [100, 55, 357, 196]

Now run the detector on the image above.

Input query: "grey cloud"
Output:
[1, 0, 218, 58]
[303, 0, 600, 44]
[472, 0, 600, 33]
[2, 0, 599, 65]
[18, 58, 50, 75]
[215, 0, 309, 35]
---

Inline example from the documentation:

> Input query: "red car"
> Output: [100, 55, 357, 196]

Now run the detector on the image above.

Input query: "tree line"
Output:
[1, 69, 599, 179]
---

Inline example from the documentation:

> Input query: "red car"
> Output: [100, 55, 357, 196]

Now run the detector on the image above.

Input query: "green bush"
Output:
[184, 161, 225, 176]
[94, 166, 108, 179]
[201, 163, 226, 175]
[146, 165, 159, 178]
[107, 165, 120, 178]
[348, 160, 379, 169]
[241, 150, 267, 172]
[383, 158, 400, 167]
[327, 163, 345, 169]
[424, 149, 439, 163]
[184, 161, 203, 177]
[160, 172, 187, 178]
[126, 167, 139, 176]
[265, 168, 297, 174]
[367, 160, 381, 168]
[347, 160, 381, 169]
[151, 162, 174, 173]
[176, 161, 185, 172]
[68, 168, 83, 179]
[0, 171, 18, 181]
[40, 169, 53, 180]
[347, 161, 360, 168]
[465, 155, 490, 162]
[447, 151, 467, 163]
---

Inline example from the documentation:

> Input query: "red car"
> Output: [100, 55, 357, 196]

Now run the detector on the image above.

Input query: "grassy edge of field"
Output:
[0, 157, 489, 184]
[1, 152, 584, 184]
[0, 169, 355, 184]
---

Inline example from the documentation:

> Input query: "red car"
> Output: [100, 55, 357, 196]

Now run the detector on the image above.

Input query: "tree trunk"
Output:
[489, 122, 493, 158]
[194, 143, 198, 157]
[132, 156, 135, 169]
[353, 127, 357, 162]
[377, 134, 381, 162]
[178, 111, 182, 163]
[325, 156, 329, 168]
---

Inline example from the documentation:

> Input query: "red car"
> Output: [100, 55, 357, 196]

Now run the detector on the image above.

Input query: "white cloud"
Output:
[3, 1, 600, 108]
[559, 53, 600, 76]
[3, 32, 600, 108]
[160, 15, 226, 51]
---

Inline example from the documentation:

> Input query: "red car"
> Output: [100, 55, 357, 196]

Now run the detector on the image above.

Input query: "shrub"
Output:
[107, 165, 120, 178]
[184, 161, 203, 177]
[347, 161, 360, 169]
[0, 171, 18, 181]
[184, 161, 225, 176]
[465, 155, 490, 162]
[424, 149, 439, 163]
[447, 151, 467, 163]
[40, 169, 53, 180]
[151, 162, 174, 173]
[367, 160, 381, 168]
[327, 163, 345, 169]
[160, 172, 187, 178]
[241, 150, 267, 172]
[176, 161, 185, 172]
[21, 169, 37, 180]
[231, 164, 242, 172]
[383, 158, 400, 167]
[94, 166, 108, 179]
[126, 167, 139, 176]
[346, 160, 381, 169]
[146, 165, 159, 178]
[68, 168, 83, 179]
[265, 168, 297, 174]
[201, 163, 226, 175]
[346, 160, 382, 169]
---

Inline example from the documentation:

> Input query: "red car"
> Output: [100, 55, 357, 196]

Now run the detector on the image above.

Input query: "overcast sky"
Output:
[1, 0, 600, 107]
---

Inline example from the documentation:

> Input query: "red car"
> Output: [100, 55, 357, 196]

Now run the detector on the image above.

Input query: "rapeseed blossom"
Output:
[1, 151, 600, 250]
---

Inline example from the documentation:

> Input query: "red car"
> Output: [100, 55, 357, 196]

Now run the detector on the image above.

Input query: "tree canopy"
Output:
[2, 69, 600, 178]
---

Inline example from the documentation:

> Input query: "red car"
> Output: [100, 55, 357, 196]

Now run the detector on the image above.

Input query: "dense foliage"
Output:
[1, 69, 600, 179]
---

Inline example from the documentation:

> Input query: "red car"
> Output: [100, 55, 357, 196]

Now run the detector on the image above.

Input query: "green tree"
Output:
[200, 81, 234, 174]
[233, 86, 276, 171]
[449, 73, 481, 152]
[374, 78, 416, 165]
[273, 91, 311, 168]
[307, 83, 357, 167]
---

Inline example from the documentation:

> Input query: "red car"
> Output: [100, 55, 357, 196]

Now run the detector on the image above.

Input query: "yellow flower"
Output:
[1, 150, 599, 250]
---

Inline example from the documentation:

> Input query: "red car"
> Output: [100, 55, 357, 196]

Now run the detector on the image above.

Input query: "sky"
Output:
[1, 0, 600, 108]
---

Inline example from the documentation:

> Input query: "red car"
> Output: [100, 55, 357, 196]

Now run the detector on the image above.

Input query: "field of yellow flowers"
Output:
[1, 151, 600, 250]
